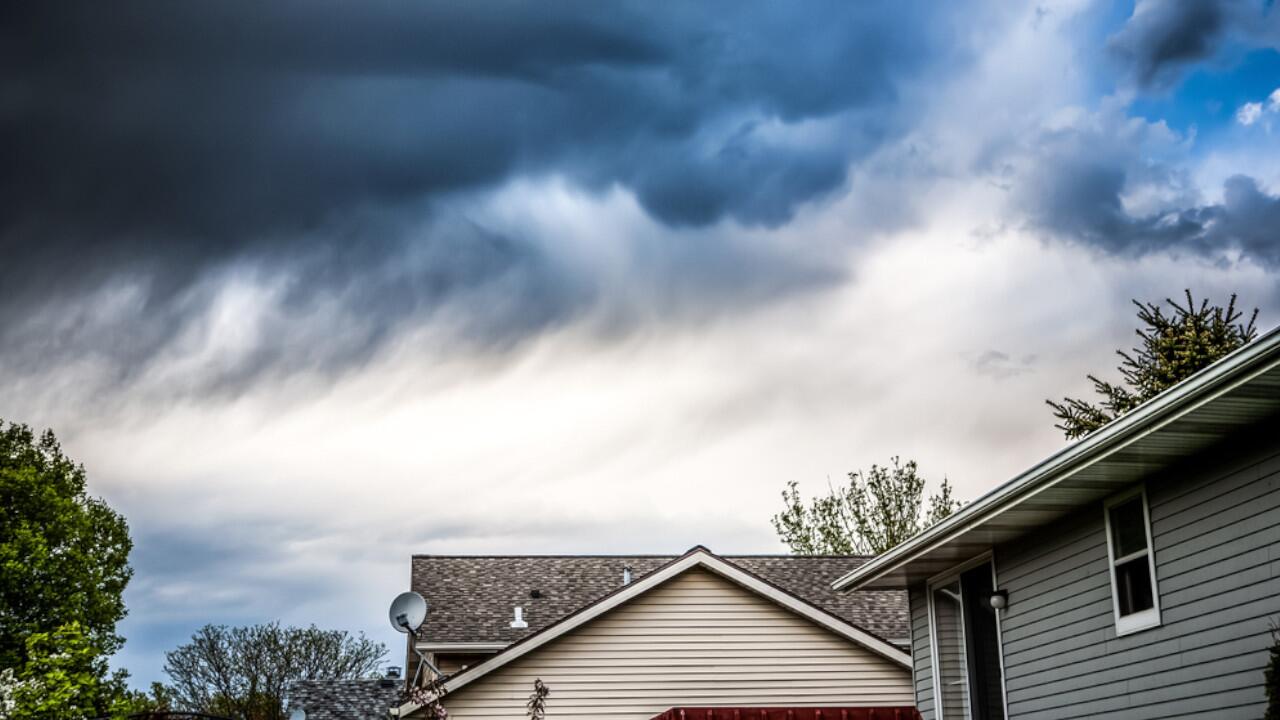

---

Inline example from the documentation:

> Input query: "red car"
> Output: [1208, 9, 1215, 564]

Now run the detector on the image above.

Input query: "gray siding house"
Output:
[834, 326, 1280, 720]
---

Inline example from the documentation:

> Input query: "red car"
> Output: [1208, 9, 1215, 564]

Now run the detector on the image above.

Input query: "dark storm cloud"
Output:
[1016, 129, 1280, 266]
[0, 0, 957, 390]
[1108, 0, 1280, 89]
[1019, 155, 1205, 252]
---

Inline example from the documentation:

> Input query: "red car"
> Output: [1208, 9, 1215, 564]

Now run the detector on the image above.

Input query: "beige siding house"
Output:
[397, 548, 914, 719]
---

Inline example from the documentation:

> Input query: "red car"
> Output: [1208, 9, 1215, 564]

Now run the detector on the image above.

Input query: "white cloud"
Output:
[1237, 101, 1264, 126]
[1236, 87, 1280, 126]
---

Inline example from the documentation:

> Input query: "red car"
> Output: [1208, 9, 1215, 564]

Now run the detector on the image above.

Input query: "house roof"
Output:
[289, 678, 401, 720]
[833, 323, 1280, 591]
[397, 547, 912, 717]
[411, 553, 909, 644]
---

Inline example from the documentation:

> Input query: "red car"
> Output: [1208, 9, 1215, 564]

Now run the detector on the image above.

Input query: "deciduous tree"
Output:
[0, 420, 138, 719]
[161, 622, 386, 720]
[0, 622, 146, 720]
[773, 457, 959, 555]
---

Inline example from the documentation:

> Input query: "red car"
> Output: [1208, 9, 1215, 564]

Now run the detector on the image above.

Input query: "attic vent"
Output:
[623, 566, 633, 585]
[530, 589, 543, 599]
[510, 606, 529, 629]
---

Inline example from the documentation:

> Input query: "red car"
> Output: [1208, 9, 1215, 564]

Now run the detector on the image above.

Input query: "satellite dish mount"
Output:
[388, 591, 445, 688]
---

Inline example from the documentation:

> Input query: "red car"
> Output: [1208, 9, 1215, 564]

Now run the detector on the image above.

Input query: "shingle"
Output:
[289, 678, 401, 720]
[409, 554, 908, 647]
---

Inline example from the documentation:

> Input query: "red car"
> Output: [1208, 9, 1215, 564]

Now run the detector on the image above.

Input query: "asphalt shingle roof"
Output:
[409, 553, 908, 646]
[289, 678, 401, 720]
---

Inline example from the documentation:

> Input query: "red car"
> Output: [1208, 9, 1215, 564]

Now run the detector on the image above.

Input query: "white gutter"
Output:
[832, 323, 1280, 592]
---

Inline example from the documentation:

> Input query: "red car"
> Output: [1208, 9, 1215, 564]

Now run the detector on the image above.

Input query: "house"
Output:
[395, 548, 920, 718]
[832, 325, 1280, 719]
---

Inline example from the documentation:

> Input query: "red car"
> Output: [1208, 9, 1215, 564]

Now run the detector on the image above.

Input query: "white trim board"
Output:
[394, 547, 911, 717]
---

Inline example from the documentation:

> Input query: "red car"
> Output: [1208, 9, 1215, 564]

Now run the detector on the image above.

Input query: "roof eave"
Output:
[832, 324, 1280, 592]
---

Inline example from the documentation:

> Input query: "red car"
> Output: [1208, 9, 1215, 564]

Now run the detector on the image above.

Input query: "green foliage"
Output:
[0, 421, 133, 671]
[161, 622, 387, 720]
[773, 457, 960, 555]
[1048, 291, 1258, 440]
[1267, 623, 1280, 720]
[0, 420, 139, 719]
[0, 622, 148, 720]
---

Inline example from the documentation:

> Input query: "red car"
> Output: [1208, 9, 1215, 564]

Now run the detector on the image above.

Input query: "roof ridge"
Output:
[411, 553, 681, 559]
[410, 553, 874, 559]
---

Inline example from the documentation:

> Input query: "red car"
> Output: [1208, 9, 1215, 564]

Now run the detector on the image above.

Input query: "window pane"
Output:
[1115, 555, 1154, 616]
[932, 580, 970, 719]
[1109, 497, 1148, 557]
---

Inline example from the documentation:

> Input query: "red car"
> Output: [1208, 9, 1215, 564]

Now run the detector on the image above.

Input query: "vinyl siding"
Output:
[440, 567, 913, 718]
[994, 431, 1280, 720]
[908, 586, 935, 719]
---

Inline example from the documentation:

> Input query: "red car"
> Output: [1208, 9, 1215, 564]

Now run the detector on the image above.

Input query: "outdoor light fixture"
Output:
[989, 589, 1009, 610]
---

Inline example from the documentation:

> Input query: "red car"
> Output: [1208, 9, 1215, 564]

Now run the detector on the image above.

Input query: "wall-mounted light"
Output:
[989, 590, 1009, 610]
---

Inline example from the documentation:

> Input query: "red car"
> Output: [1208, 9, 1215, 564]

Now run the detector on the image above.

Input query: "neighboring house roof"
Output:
[833, 322, 1280, 591]
[289, 678, 401, 720]
[412, 553, 909, 644]
[397, 547, 913, 718]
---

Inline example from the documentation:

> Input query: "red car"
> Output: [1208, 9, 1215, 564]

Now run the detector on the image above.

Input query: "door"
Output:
[930, 560, 1005, 720]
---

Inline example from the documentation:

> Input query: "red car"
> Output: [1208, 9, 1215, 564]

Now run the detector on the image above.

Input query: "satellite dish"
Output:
[289, 708, 306, 720]
[389, 591, 428, 633]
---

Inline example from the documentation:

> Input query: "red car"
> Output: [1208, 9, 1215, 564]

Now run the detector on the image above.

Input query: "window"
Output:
[1104, 487, 1161, 635]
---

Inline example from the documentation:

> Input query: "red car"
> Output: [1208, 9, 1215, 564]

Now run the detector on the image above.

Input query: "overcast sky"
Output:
[4, 0, 1280, 688]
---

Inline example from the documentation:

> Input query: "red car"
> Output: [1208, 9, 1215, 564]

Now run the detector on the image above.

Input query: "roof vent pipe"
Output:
[510, 606, 529, 629]
[623, 566, 633, 585]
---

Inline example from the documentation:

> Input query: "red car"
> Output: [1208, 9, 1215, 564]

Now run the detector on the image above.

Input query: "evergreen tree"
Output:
[1048, 291, 1258, 440]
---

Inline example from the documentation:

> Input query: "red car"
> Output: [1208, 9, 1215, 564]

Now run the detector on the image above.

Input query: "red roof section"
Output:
[651, 709, 921, 720]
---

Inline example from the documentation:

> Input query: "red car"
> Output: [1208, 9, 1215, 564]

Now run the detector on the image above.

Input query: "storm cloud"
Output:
[6, 1, 1280, 688]
[0, 1, 973, 395]
[1009, 109, 1280, 266]
[1108, 0, 1280, 89]
[1024, 164, 1280, 265]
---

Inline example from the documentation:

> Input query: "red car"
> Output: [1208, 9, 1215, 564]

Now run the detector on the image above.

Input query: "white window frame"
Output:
[925, 551, 1009, 720]
[1103, 485, 1162, 636]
